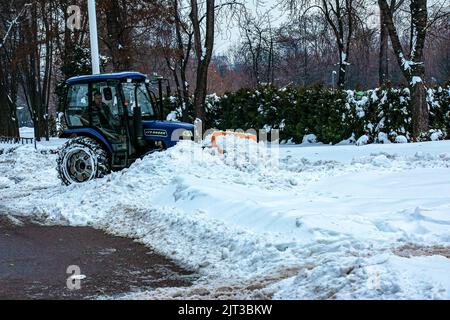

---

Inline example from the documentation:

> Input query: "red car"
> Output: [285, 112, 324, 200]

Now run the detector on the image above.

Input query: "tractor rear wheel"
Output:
[57, 137, 110, 185]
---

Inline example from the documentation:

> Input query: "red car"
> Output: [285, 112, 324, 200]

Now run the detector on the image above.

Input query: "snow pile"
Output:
[430, 129, 445, 141]
[166, 111, 178, 122]
[0, 146, 60, 196]
[356, 135, 370, 146]
[1, 136, 450, 299]
[272, 252, 450, 300]
[0, 176, 14, 189]
[377, 132, 391, 144]
[212, 134, 280, 173]
[411, 76, 422, 86]
[395, 135, 408, 143]
[301, 134, 318, 145]
[337, 133, 356, 145]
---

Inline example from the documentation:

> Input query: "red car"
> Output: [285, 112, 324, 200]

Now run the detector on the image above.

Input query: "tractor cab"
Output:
[58, 72, 194, 185]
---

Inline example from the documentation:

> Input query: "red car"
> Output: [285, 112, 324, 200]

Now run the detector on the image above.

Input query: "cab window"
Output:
[91, 82, 122, 118]
[66, 84, 88, 127]
[122, 82, 156, 118]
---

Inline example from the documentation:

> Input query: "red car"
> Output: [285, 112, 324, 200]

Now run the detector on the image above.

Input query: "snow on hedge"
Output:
[165, 85, 450, 145]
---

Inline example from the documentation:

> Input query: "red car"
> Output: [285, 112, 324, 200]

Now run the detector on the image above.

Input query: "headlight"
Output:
[181, 130, 193, 139]
[183, 130, 193, 137]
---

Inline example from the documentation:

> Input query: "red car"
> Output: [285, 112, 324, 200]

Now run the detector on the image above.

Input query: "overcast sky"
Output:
[213, 0, 383, 54]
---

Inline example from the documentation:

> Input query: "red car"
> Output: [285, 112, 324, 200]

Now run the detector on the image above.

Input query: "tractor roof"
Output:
[66, 72, 147, 85]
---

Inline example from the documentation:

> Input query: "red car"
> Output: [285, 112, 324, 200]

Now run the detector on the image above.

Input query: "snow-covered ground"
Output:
[1, 129, 449, 299]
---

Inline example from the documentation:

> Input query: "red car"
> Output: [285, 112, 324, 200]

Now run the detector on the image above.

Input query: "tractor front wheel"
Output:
[57, 137, 110, 185]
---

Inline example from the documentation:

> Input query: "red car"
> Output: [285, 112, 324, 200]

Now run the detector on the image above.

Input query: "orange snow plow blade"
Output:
[210, 131, 257, 154]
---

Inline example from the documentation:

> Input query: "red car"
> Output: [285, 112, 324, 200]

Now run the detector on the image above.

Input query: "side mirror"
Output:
[103, 87, 113, 101]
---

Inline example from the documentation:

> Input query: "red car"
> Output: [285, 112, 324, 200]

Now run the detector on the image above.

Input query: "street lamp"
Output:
[331, 70, 337, 89]
[87, 0, 100, 74]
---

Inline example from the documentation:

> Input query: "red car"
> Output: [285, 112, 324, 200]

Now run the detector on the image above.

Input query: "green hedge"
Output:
[165, 85, 450, 144]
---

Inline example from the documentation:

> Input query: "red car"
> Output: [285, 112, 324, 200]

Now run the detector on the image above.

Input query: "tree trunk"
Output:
[379, 8, 389, 85]
[322, 0, 353, 89]
[378, 0, 429, 138]
[0, 35, 19, 137]
[0, 0, 24, 138]
[179, 64, 191, 122]
[0, 86, 15, 137]
[409, 0, 428, 136]
[193, 63, 208, 121]
[9, 67, 20, 138]
[337, 47, 349, 88]
[410, 81, 429, 137]
[338, 63, 346, 88]
[106, 0, 131, 71]
[174, 0, 192, 122]
[190, 0, 215, 122]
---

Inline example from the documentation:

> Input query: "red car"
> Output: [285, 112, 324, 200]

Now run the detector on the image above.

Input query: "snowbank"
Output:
[1, 136, 450, 299]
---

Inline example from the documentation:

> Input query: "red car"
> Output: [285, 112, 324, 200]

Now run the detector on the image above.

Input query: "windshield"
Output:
[122, 82, 157, 118]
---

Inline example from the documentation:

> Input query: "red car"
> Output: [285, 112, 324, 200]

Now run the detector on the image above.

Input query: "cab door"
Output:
[91, 81, 132, 167]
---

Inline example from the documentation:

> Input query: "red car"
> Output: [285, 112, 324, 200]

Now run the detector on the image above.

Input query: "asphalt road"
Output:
[0, 215, 195, 299]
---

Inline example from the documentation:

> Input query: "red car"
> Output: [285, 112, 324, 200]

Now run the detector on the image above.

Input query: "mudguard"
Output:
[60, 128, 113, 153]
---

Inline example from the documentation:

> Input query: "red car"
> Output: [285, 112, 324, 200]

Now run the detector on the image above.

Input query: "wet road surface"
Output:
[0, 215, 195, 299]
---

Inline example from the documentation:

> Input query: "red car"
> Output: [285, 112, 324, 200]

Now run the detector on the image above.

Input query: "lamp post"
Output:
[87, 0, 100, 74]
[331, 70, 337, 89]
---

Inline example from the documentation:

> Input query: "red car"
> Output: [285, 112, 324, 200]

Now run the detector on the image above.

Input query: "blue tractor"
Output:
[57, 72, 194, 185]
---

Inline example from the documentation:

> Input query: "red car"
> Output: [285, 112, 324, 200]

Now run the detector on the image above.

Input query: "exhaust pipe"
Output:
[133, 106, 144, 149]
[133, 85, 144, 149]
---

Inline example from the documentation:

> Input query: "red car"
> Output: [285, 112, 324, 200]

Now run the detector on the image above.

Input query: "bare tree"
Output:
[276, 12, 336, 86]
[189, 0, 215, 121]
[0, 1, 31, 138]
[378, 0, 404, 85]
[283, 0, 364, 88]
[106, 0, 130, 70]
[17, 0, 59, 141]
[236, 9, 275, 86]
[188, 0, 244, 121]
[378, 0, 428, 137]
[164, 0, 194, 121]
[321, 0, 356, 88]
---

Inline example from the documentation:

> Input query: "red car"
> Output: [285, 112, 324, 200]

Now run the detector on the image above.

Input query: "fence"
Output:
[0, 136, 34, 144]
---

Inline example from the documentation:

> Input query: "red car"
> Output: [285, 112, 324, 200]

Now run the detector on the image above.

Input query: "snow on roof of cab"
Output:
[66, 72, 147, 84]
